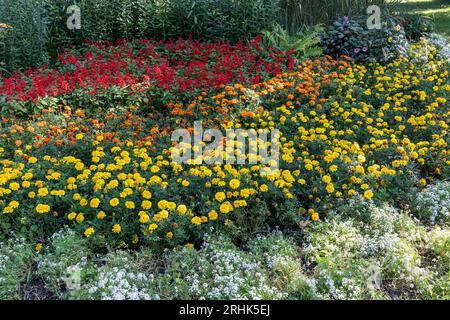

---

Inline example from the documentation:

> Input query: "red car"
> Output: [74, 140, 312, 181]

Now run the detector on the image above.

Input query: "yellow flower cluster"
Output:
[0, 53, 448, 247]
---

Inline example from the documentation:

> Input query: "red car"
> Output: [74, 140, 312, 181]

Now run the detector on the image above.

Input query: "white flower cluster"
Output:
[0, 249, 11, 284]
[177, 245, 284, 300]
[414, 182, 450, 225]
[302, 202, 447, 299]
[425, 227, 450, 265]
[0, 237, 33, 298]
[427, 33, 450, 62]
[83, 254, 160, 300]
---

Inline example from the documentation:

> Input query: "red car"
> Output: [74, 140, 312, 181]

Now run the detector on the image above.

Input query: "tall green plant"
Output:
[279, 0, 389, 34]
[0, 0, 50, 72]
[263, 24, 323, 59]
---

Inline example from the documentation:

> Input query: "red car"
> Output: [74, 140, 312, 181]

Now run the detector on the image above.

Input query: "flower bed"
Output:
[0, 40, 448, 249]
[0, 37, 294, 116]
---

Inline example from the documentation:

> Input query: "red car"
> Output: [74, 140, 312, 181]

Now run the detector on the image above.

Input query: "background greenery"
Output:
[0, 0, 393, 72]
[395, 0, 450, 39]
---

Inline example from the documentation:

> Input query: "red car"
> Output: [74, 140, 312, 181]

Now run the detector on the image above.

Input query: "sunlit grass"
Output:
[395, 0, 450, 38]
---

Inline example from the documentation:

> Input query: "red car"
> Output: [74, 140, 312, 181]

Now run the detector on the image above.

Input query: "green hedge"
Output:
[1, 0, 281, 72]
[1, 0, 390, 72]
[0, 0, 50, 72]
[279, 0, 388, 33]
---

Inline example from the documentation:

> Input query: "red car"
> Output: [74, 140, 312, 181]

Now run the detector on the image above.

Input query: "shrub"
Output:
[397, 14, 434, 41]
[0, 0, 281, 71]
[279, 0, 388, 34]
[427, 33, 450, 62]
[72, 250, 161, 300]
[413, 182, 450, 226]
[302, 203, 445, 299]
[263, 24, 323, 60]
[321, 15, 410, 62]
[36, 228, 97, 297]
[0, 237, 35, 299]
[0, 0, 50, 72]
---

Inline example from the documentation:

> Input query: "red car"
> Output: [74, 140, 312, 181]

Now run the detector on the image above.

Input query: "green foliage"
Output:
[302, 201, 450, 299]
[0, 238, 35, 299]
[279, 0, 389, 34]
[0, 0, 50, 72]
[263, 24, 323, 60]
[397, 14, 434, 40]
[1, 0, 281, 71]
[321, 15, 410, 63]
[36, 228, 97, 297]
[412, 182, 450, 225]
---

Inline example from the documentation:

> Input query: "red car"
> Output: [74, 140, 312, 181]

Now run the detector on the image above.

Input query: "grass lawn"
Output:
[395, 0, 450, 38]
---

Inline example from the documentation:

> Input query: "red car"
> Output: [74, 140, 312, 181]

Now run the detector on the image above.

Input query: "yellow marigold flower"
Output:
[215, 192, 226, 202]
[219, 202, 232, 214]
[167, 202, 177, 211]
[9, 200, 19, 209]
[3, 206, 13, 214]
[139, 213, 150, 224]
[142, 190, 152, 199]
[97, 211, 106, 219]
[84, 227, 95, 238]
[157, 200, 168, 210]
[141, 200, 152, 210]
[75, 133, 84, 140]
[148, 223, 158, 232]
[185, 243, 194, 250]
[191, 216, 202, 225]
[125, 201, 135, 209]
[166, 232, 173, 239]
[112, 224, 122, 234]
[37, 187, 49, 197]
[364, 190, 374, 199]
[326, 184, 335, 194]
[90, 198, 100, 208]
[36, 204, 50, 214]
[9, 182, 20, 191]
[229, 179, 240, 190]
[76, 213, 85, 223]
[419, 178, 427, 187]
[259, 184, 269, 192]
[28, 157, 38, 164]
[181, 180, 190, 187]
[311, 212, 320, 221]
[177, 204, 187, 215]
[35, 243, 43, 253]
[357, 155, 366, 163]
[208, 210, 218, 221]
[110, 198, 120, 207]
[322, 175, 332, 184]
[68, 212, 77, 220]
